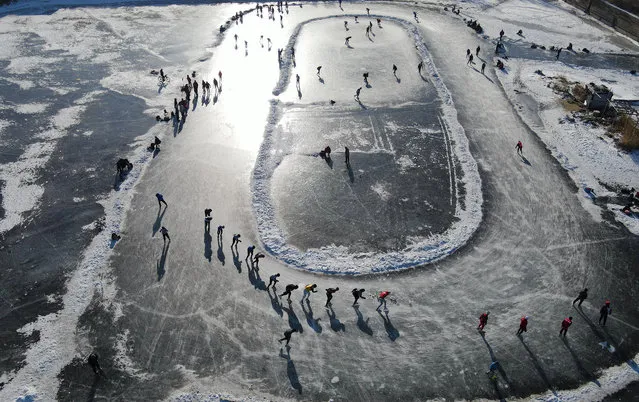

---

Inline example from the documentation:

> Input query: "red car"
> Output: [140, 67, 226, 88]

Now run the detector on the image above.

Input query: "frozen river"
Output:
[0, 1, 638, 401]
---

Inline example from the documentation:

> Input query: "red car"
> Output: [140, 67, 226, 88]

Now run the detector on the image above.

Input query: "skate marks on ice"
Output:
[253, 17, 483, 275]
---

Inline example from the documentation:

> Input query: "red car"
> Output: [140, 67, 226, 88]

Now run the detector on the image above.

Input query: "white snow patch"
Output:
[15, 103, 50, 114]
[371, 181, 392, 201]
[73, 197, 86, 203]
[396, 155, 416, 173]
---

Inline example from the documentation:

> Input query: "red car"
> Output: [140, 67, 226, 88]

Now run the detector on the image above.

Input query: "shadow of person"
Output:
[302, 300, 322, 333]
[157, 242, 169, 281]
[517, 335, 558, 396]
[481, 332, 514, 389]
[356, 99, 367, 110]
[192, 97, 198, 111]
[297, 89, 302, 99]
[202, 93, 206, 106]
[353, 305, 373, 336]
[327, 306, 345, 332]
[216, 237, 226, 266]
[347, 163, 355, 183]
[87, 373, 101, 401]
[365, 82, 372, 89]
[520, 155, 531, 165]
[152, 207, 167, 237]
[152, 147, 160, 159]
[395, 76, 401, 84]
[253, 265, 266, 290]
[204, 229, 212, 262]
[318, 77, 325, 84]
[232, 247, 242, 273]
[281, 301, 304, 333]
[213, 94, 218, 104]
[561, 337, 601, 387]
[324, 156, 333, 169]
[279, 346, 302, 394]
[268, 288, 283, 317]
[378, 310, 399, 341]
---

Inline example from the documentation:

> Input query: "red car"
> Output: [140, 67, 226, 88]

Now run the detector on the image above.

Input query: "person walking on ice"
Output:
[516, 315, 529, 335]
[560, 316, 572, 336]
[345, 146, 350, 165]
[481, 62, 486, 74]
[352, 288, 366, 305]
[325, 287, 339, 307]
[280, 284, 299, 302]
[317, 66, 322, 76]
[572, 288, 588, 307]
[301, 284, 318, 303]
[160, 226, 170, 243]
[392, 64, 398, 75]
[246, 245, 255, 260]
[253, 252, 265, 267]
[516, 140, 523, 155]
[279, 328, 298, 345]
[467, 54, 474, 66]
[217, 225, 224, 239]
[354, 87, 362, 102]
[231, 233, 242, 248]
[345, 36, 352, 46]
[377, 291, 391, 312]
[267, 273, 280, 290]
[156, 193, 168, 208]
[599, 300, 611, 326]
[478, 311, 489, 331]
[476, 45, 480, 56]
[344, 21, 348, 31]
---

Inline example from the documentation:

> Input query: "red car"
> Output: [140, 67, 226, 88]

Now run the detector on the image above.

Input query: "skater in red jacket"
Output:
[478, 311, 490, 331]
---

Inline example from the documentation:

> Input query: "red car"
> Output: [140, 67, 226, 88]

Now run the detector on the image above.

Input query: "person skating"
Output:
[516, 315, 529, 335]
[413, 11, 418, 20]
[478, 311, 489, 331]
[87, 353, 104, 376]
[572, 288, 588, 307]
[344, 21, 348, 31]
[418, 61, 424, 73]
[253, 252, 265, 267]
[231, 233, 242, 248]
[366, 7, 370, 15]
[345, 36, 352, 46]
[354, 16, 358, 23]
[467, 54, 474, 65]
[267, 273, 280, 289]
[560, 316, 572, 336]
[325, 287, 339, 307]
[204, 209, 212, 232]
[156, 193, 168, 208]
[481, 62, 486, 74]
[352, 288, 366, 305]
[476, 45, 480, 56]
[301, 284, 318, 303]
[599, 301, 612, 326]
[278, 328, 298, 345]
[160, 69, 166, 82]
[466, 48, 470, 58]
[296, 74, 300, 89]
[246, 245, 255, 260]
[317, 66, 322, 76]
[217, 225, 224, 238]
[392, 64, 398, 75]
[193, 80, 199, 97]
[160, 226, 170, 243]
[354, 87, 362, 101]
[499, 29, 504, 40]
[556, 47, 562, 60]
[516, 140, 523, 155]
[377, 290, 391, 312]
[345, 146, 350, 165]
[280, 284, 299, 301]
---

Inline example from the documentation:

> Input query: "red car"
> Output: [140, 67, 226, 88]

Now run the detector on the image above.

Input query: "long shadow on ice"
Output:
[280, 346, 302, 394]
[204, 228, 212, 262]
[481, 332, 514, 390]
[301, 300, 322, 333]
[561, 337, 601, 387]
[268, 288, 283, 317]
[232, 247, 242, 273]
[378, 310, 399, 341]
[157, 242, 169, 281]
[281, 302, 303, 333]
[517, 335, 558, 396]
[217, 237, 225, 266]
[152, 207, 166, 237]
[327, 306, 345, 332]
[353, 305, 373, 336]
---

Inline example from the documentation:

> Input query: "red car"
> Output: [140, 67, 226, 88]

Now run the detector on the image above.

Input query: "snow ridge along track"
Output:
[252, 15, 483, 275]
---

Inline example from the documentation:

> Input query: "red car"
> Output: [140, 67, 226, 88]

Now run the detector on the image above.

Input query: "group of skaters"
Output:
[475, 288, 614, 341]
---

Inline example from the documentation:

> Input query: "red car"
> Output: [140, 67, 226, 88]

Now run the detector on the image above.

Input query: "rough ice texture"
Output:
[496, 58, 639, 235]
[252, 17, 483, 275]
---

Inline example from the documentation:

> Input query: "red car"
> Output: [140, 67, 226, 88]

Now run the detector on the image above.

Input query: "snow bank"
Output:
[496, 58, 639, 234]
[252, 16, 483, 275]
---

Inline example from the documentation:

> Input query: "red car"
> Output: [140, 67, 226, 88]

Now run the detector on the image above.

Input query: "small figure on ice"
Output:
[267, 273, 280, 289]
[559, 316, 572, 336]
[345, 146, 350, 165]
[280, 284, 299, 301]
[301, 284, 318, 303]
[160, 226, 170, 243]
[477, 311, 489, 331]
[317, 66, 322, 76]
[246, 245, 255, 260]
[231, 233, 242, 248]
[476, 45, 480, 56]
[156, 193, 168, 208]
[516, 315, 529, 336]
[352, 288, 366, 305]
[88, 353, 104, 376]
[355, 87, 362, 101]
[345, 36, 352, 46]
[572, 288, 588, 307]
[392, 64, 398, 76]
[376, 290, 391, 312]
[344, 21, 349, 31]
[599, 300, 612, 326]
[481, 62, 486, 74]
[515, 140, 523, 155]
[278, 328, 298, 345]
[325, 287, 339, 307]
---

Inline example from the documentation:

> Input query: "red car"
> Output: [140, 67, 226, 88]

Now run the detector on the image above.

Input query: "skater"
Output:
[354, 16, 358, 23]
[344, 21, 348, 31]
[572, 288, 588, 307]
[87, 353, 103, 376]
[418, 61, 424, 73]
[217, 225, 224, 238]
[253, 252, 265, 267]
[317, 66, 322, 75]
[345, 36, 352, 46]
[481, 62, 486, 74]
[413, 11, 418, 20]
[599, 301, 611, 326]
[516, 315, 529, 335]
[376, 290, 391, 311]
[352, 288, 366, 305]
[354, 87, 362, 101]
[467, 54, 474, 65]
[301, 283, 318, 302]
[156, 193, 168, 208]
[296, 74, 300, 87]
[556, 47, 562, 60]
[278, 328, 298, 345]
[213, 78, 218, 93]
[160, 226, 170, 243]
[363, 72, 369, 85]
[466, 49, 471, 58]
[231, 233, 242, 248]
[515, 140, 523, 155]
[324, 146, 331, 159]
[244, 40, 248, 49]
[366, 7, 370, 15]
[204, 209, 212, 231]
[246, 245, 255, 260]
[325, 287, 339, 307]
[280, 284, 299, 301]
[159, 68, 166, 82]
[193, 80, 198, 96]
[392, 64, 397, 75]
[478, 311, 489, 331]
[345, 146, 350, 165]
[499, 29, 504, 40]
[476, 45, 480, 56]
[267, 273, 280, 289]
[559, 316, 572, 336]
